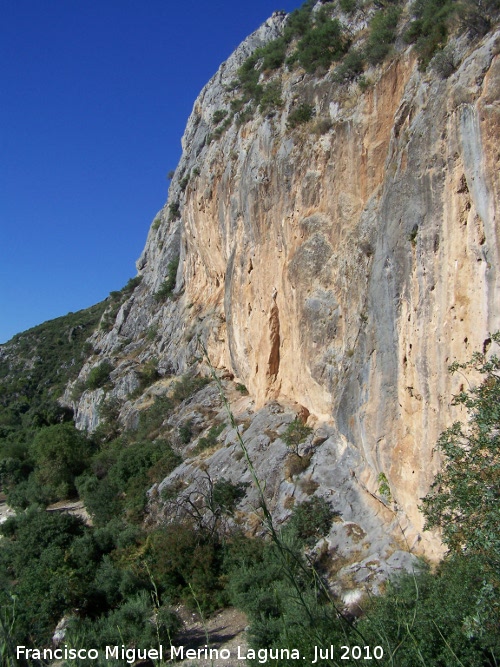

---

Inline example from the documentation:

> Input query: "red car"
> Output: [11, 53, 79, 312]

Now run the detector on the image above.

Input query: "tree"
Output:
[421, 334, 500, 641]
[421, 333, 500, 565]
[29, 422, 93, 500]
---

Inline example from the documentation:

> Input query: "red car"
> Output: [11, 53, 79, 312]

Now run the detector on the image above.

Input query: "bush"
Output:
[282, 418, 312, 454]
[193, 422, 225, 454]
[257, 37, 288, 71]
[259, 81, 283, 113]
[284, 452, 312, 479]
[296, 17, 347, 72]
[405, 0, 457, 68]
[145, 524, 228, 612]
[29, 422, 94, 501]
[421, 334, 500, 565]
[287, 103, 314, 128]
[286, 496, 335, 544]
[67, 590, 181, 655]
[333, 49, 365, 83]
[154, 257, 179, 302]
[168, 201, 180, 221]
[211, 478, 247, 516]
[172, 374, 210, 402]
[283, 2, 314, 41]
[358, 557, 500, 665]
[0, 510, 89, 645]
[86, 361, 113, 390]
[431, 45, 459, 78]
[136, 357, 160, 390]
[212, 109, 228, 125]
[179, 420, 193, 444]
[365, 6, 402, 65]
[339, 0, 358, 14]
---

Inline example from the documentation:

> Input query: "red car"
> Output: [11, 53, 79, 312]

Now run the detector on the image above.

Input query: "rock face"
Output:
[72, 8, 500, 555]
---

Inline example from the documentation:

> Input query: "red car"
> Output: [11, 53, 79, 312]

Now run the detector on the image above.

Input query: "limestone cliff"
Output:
[71, 4, 500, 556]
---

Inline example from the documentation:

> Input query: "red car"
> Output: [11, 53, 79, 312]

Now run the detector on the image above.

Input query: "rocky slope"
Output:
[68, 2, 500, 563]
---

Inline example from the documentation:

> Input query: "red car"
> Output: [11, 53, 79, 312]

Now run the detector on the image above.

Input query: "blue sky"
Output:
[0, 0, 301, 343]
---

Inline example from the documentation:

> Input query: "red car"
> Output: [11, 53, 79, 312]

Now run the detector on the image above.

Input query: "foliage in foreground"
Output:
[1, 310, 500, 666]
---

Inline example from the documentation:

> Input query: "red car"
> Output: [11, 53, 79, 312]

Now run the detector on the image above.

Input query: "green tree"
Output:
[421, 334, 500, 564]
[86, 360, 113, 390]
[29, 422, 94, 500]
[421, 333, 500, 643]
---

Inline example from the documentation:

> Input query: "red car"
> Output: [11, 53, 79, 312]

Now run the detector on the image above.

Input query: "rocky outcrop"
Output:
[72, 7, 500, 556]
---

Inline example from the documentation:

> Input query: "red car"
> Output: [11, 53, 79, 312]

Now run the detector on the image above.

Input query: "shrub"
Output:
[405, 0, 457, 68]
[377, 471, 392, 502]
[282, 418, 312, 454]
[296, 17, 348, 72]
[257, 37, 288, 71]
[431, 45, 459, 78]
[287, 496, 336, 544]
[179, 420, 193, 444]
[212, 109, 228, 125]
[68, 590, 182, 653]
[86, 361, 113, 390]
[179, 174, 190, 191]
[146, 324, 159, 341]
[358, 557, 500, 665]
[154, 257, 179, 302]
[28, 423, 94, 500]
[145, 524, 228, 612]
[172, 374, 210, 402]
[122, 276, 142, 294]
[333, 49, 365, 83]
[311, 117, 333, 135]
[168, 201, 180, 221]
[287, 103, 314, 128]
[365, 6, 402, 65]
[421, 334, 500, 564]
[339, 0, 358, 14]
[284, 452, 312, 479]
[135, 395, 174, 439]
[0, 510, 89, 645]
[193, 422, 225, 454]
[259, 81, 283, 113]
[211, 478, 248, 516]
[136, 357, 159, 389]
[283, 3, 314, 41]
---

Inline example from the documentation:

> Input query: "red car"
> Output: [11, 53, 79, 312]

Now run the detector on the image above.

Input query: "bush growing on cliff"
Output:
[365, 5, 402, 65]
[287, 103, 314, 128]
[153, 257, 179, 302]
[405, 0, 458, 67]
[295, 14, 348, 72]
[333, 49, 365, 83]
[282, 417, 312, 454]
[86, 360, 113, 390]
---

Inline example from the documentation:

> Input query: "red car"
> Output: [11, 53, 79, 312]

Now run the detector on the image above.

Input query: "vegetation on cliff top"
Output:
[206, 0, 499, 141]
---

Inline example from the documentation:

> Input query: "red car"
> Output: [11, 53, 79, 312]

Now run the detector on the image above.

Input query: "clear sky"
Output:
[0, 0, 301, 344]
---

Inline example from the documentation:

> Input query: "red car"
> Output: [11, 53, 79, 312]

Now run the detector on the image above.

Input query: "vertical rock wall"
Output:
[86, 17, 500, 548]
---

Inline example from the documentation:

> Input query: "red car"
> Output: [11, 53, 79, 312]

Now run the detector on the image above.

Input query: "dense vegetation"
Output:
[1, 322, 499, 664]
[205, 0, 499, 141]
